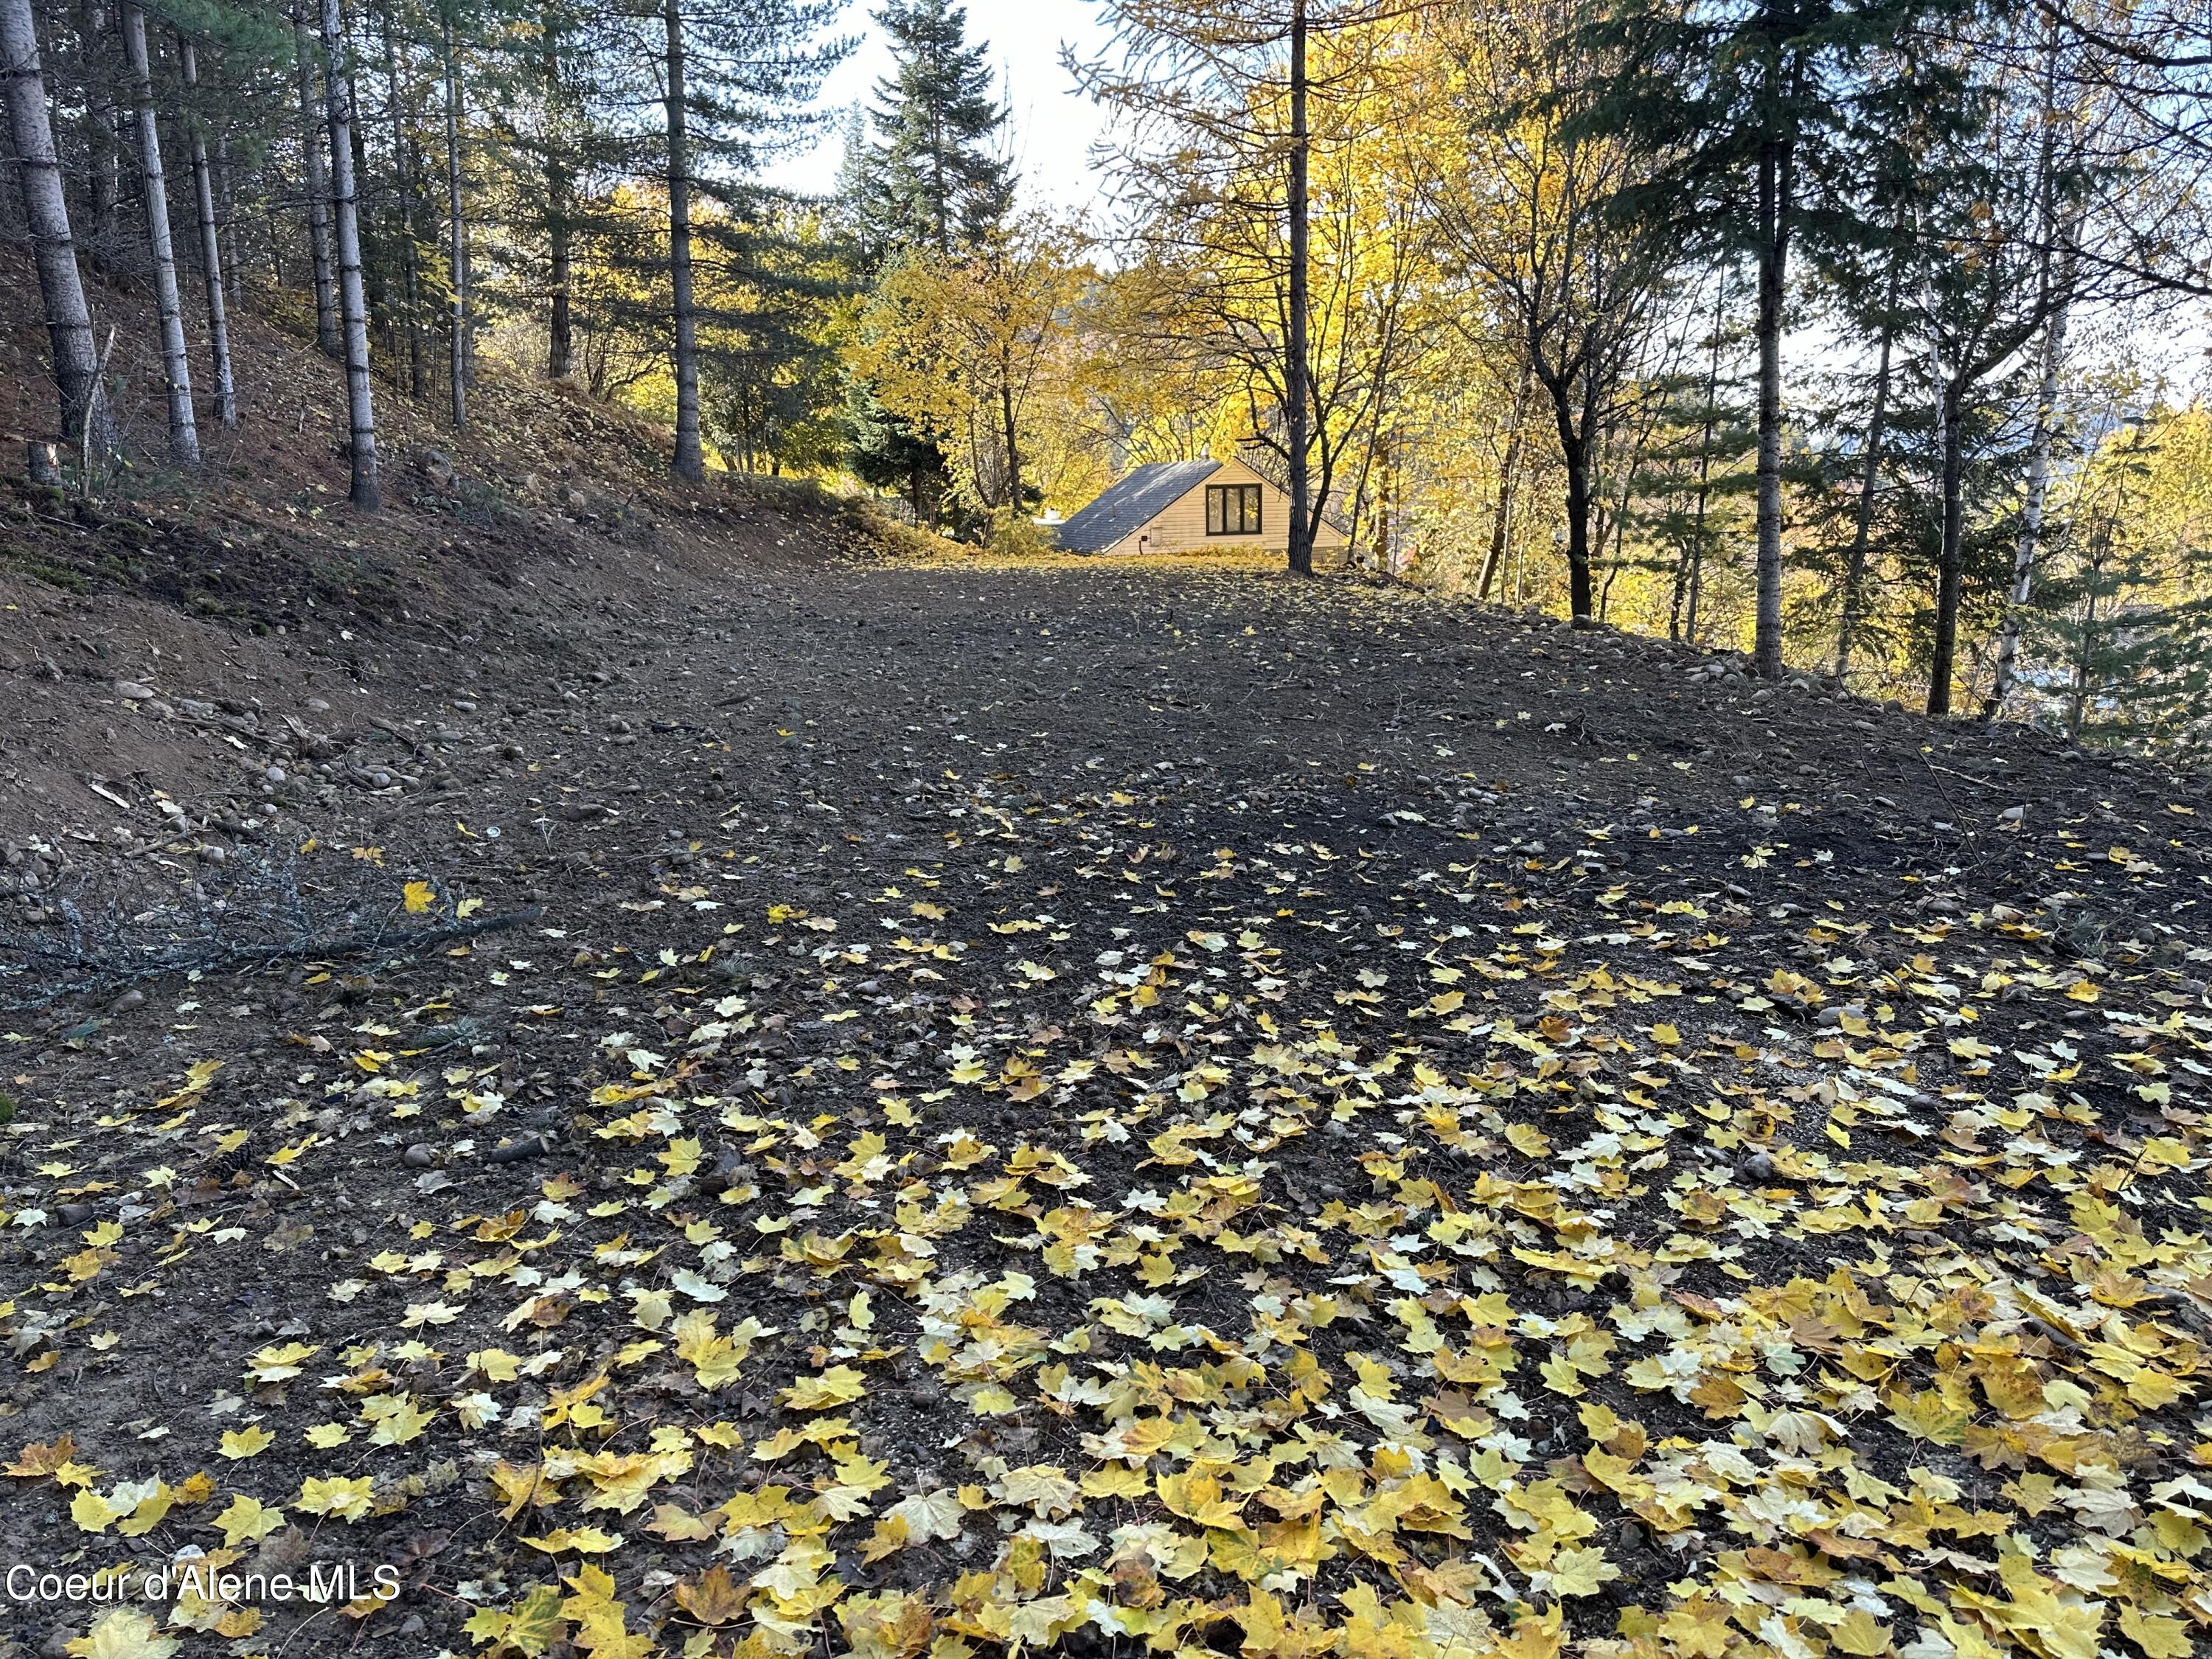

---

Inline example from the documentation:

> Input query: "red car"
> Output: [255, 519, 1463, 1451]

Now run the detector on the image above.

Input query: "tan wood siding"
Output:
[1101, 456, 1349, 560]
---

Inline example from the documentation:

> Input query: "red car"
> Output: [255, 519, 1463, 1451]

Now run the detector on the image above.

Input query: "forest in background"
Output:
[3, 0, 2212, 751]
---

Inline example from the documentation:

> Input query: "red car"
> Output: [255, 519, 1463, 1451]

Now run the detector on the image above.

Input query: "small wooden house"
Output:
[1053, 455, 1349, 563]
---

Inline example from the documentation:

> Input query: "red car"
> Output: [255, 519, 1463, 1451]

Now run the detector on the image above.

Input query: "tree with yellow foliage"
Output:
[851, 213, 1091, 529]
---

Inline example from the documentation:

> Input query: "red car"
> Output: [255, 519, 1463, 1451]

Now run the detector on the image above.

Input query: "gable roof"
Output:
[1054, 460, 1220, 553]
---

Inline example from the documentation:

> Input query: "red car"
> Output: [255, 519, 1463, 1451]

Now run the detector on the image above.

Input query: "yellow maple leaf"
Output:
[521, 1525, 622, 1554]
[69, 1486, 121, 1533]
[1829, 1608, 1893, 1656]
[2119, 1607, 2195, 1659]
[296, 1475, 375, 1520]
[218, 1426, 274, 1460]
[65, 1608, 179, 1659]
[215, 1495, 287, 1547]
[779, 1364, 867, 1411]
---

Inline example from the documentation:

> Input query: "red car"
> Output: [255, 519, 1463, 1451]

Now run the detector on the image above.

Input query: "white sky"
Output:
[766, 0, 1119, 214]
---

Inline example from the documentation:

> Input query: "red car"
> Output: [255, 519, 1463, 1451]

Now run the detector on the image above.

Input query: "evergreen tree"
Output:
[859, 0, 1010, 260]
[0, 0, 105, 455]
[1579, 0, 1977, 677]
[841, 0, 1008, 524]
[644, 0, 847, 482]
[1618, 277, 1756, 644]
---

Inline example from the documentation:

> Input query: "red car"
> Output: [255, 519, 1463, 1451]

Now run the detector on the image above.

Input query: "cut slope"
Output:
[0, 251, 893, 841]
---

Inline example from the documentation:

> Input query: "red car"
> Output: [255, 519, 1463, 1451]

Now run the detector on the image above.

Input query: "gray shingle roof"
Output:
[1054, 461, 1220, 553]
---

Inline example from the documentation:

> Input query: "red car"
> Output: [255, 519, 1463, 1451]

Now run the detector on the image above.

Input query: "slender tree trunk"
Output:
[74, 0, 120, 272]
[215, 129, 240, 306]
[664, 0, 703, 483]
[179, 38, 235, 425]
[1989, 289, 2067, 712]
[1927, 374, 1966, 715]
[119, 1, 198, 465]
[1683, 466, 1711, 645]
[291, 3, 338, 355]
[1991, 275, 2072, 706]
[1476, 357, 1531, 602]
[1548, 385, 1595, 622]
[379, 5, 425, 398]
[1670, 273, 1726, 641]
[1284, 0, 1311, 577]
[1994, 41, 2078, 714]
[547, 194, 572, 376]
[442, 12, 466, 428]
[1834, 265, 1898, 684]
[318, 0, 379, 509]
[542, 16, 571, 379]
[1751, 128, 1791, 678]
[1, 0, 105, 451]
[1373, 439, 1393, 576]
[2066, 554, 2098, 742]
[998, 344, 1020, 515]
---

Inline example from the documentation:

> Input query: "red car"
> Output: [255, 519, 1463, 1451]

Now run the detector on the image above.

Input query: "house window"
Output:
[1206, 484, 1262, 536]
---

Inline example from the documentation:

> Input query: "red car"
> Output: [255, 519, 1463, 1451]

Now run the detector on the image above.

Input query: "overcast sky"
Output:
[765, 0, 1120, 214]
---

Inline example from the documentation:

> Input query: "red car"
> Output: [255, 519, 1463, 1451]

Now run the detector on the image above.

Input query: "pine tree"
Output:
[439, 0, 467, 428]
[178, 35, 237, 426]
[119, 0, 200, 465]
[318, 0, 381, 507]
[290, 0, 341, 355]
[648, 0, 846, 483]
[0, 0, 106, 455]
[72, 0, 125, 274]
[860, 0, 1011, 259]
[1579, 0, 1975, 676]
[842, 0, 1009, 524]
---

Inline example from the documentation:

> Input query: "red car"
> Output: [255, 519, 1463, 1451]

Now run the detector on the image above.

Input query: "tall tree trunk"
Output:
[541, 15, 571, 379]
[1, 0, 105, 451]
[1372, 439, 1393, 577]
[1834, 263, 1898, 684]
[2066, 545, 2098, 742]
[1751, 128, 1791, 678]
[1683, 465, 1711, 645]
[1284, 0, 1312, 577]
[1548, 385, 1595, 622]
[998, 344, 1020, 515]
[378, 4, 425, 398]
[119, 1, 198, 465]
[74, 0, 120, 272]
[1989, 285, 2068, 711]
[442, 12, 466, 428]
[318, 0, 380, 509]
[1993, 36, 2076, 714]
[1476, 357, 1531, 602]
[1927, 374, 1966, 716]
[179, 38, 235, 426]
[291, 2, 339, 355]
[215, 128, 240, 306]
[664, 0, 703, 483]
[547, 187, 572, 376]
[1670, 273, 1726, 641]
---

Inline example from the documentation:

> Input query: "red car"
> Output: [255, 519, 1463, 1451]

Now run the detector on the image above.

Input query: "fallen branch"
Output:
[1, 902, 546, 1022]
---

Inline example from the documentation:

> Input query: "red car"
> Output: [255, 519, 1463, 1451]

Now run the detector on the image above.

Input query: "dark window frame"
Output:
[1205, 483, 1263, 537]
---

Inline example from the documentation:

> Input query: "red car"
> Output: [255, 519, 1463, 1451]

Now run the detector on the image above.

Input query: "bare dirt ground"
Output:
[0, 321, 2207, 1658]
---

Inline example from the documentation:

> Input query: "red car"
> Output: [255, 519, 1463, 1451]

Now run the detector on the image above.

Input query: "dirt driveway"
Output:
[1, 554, 2206, 1658]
